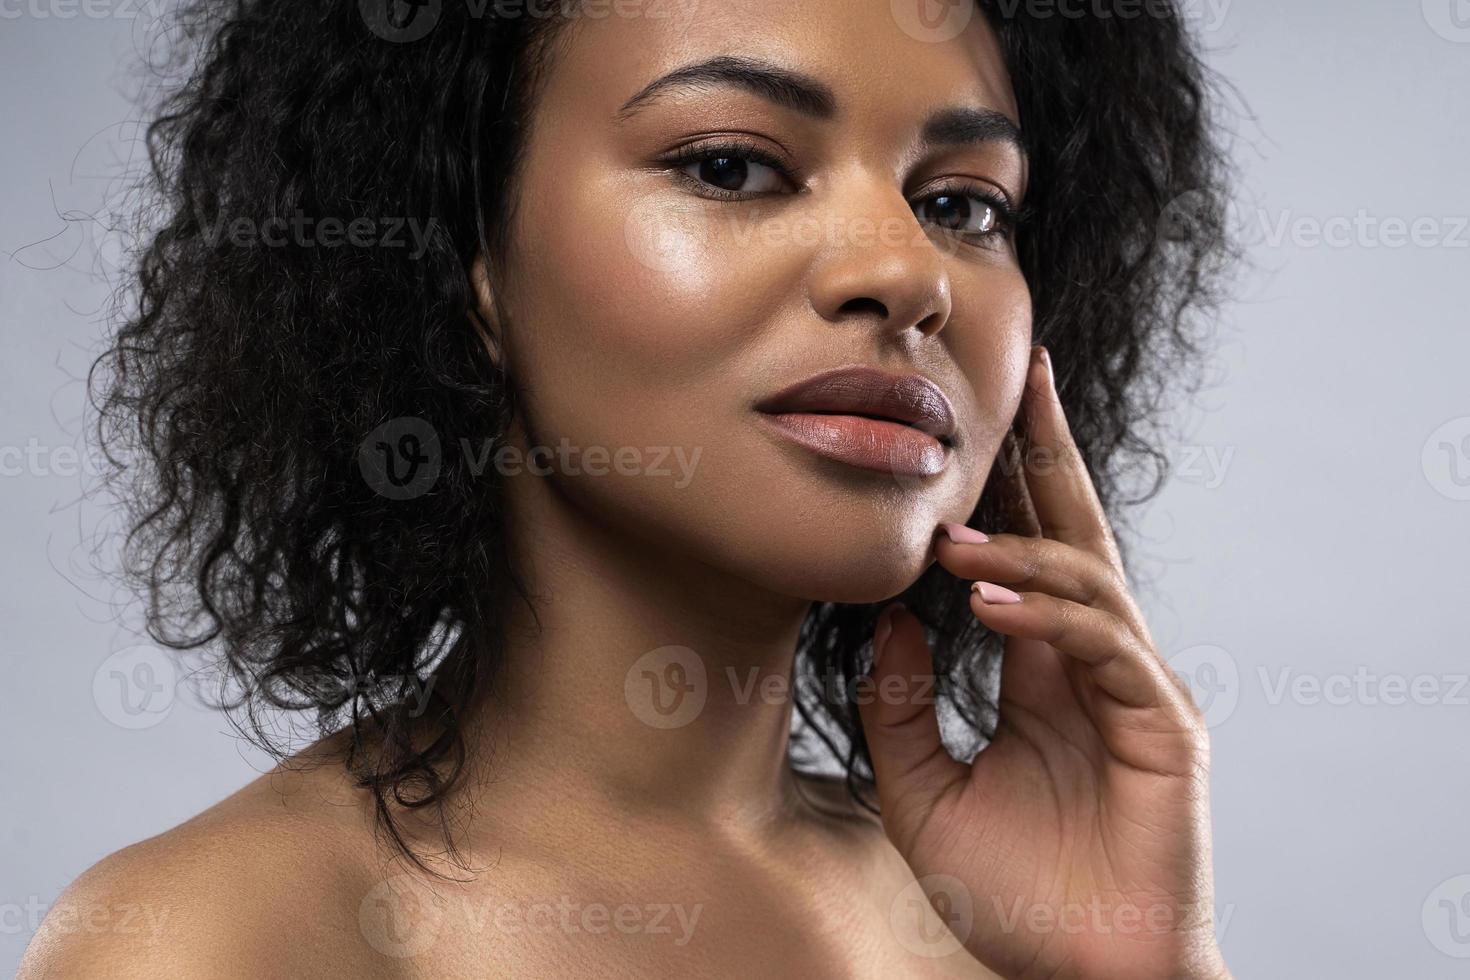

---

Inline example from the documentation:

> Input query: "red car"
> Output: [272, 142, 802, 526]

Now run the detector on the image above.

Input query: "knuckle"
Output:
[1089, 554, 1125, 594]
[1040, 594, 1072, 644]
[1112, 619, 1146, 659]
[1081, 527, 1116, 558]
[1014, 537, 1047, 585]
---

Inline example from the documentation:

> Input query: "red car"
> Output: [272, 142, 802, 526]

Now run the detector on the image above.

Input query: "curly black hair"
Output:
[90, 0, 1236, 871]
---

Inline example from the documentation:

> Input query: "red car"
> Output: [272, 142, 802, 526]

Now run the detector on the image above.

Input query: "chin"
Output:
[727, 500, 952, 605]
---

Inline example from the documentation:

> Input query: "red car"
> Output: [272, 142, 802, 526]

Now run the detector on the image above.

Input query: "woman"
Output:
[23, 0, 1235, 976]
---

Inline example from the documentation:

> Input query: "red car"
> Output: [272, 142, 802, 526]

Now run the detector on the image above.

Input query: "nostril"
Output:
[836, 296, 888, 319]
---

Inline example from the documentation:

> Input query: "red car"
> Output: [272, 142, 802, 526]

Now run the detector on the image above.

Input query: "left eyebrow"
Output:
[616, 54, 1027, 158]
[921, 106, 1027, 158]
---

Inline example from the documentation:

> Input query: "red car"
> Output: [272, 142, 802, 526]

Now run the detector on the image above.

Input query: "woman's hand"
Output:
[858, 346, 1230, 980]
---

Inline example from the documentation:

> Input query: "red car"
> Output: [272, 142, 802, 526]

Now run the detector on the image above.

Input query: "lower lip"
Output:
[757, 412, 950, 477]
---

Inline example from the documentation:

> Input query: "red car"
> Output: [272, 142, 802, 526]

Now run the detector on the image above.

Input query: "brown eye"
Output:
[680, 152, 789, 195]
[915, 193, 1001, 236]
[695, 156, 748, 191]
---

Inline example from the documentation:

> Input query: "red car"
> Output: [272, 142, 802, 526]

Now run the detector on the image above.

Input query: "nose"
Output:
[805, 181, 954, 340]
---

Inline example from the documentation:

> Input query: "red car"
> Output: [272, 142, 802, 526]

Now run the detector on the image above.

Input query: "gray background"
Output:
[2, 1, 1468, 976]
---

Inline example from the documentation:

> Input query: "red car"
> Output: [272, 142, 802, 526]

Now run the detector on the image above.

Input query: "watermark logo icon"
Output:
[624, 645, 707, 729]
[623, 195, 709, 274]
[891, 0, 974, 43]
[1422, 416, 1470, 501]
[360, 0, 441, 42]
[359, 874, 444, 958]
[1167, 643, 1239, 728]
[359, 417, 441, 500]
[890, 873, 974, 958]
[1423, 0, 1470, 42]
[92, 644, 176, 730]
[1155, 189, 1248, 249]
[1423, 874, 1470, 957]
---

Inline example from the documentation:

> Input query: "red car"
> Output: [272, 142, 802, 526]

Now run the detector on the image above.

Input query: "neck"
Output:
[465, 471, 820, 839]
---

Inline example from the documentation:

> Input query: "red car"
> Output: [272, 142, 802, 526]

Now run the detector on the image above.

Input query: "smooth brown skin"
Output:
[22, 2, 1226, 978]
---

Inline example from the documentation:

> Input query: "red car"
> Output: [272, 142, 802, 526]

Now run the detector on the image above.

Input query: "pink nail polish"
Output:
[941, 523, 990, 545]
[972, 581, 1022, 604]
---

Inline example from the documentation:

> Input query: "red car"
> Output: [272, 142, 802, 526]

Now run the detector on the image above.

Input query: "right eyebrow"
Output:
[615, 55, 838, 123]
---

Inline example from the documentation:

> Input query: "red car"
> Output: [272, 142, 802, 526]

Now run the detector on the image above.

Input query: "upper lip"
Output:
[755, 366, 958, 445]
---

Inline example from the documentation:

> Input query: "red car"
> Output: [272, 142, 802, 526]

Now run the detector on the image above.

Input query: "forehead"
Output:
[541, 0, 1018, 128]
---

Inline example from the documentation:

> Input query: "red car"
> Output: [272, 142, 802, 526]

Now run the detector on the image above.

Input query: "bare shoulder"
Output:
[19, 741, 403, 979]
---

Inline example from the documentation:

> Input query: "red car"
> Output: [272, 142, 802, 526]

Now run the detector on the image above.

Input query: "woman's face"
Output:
[491, 0, 1032, 603]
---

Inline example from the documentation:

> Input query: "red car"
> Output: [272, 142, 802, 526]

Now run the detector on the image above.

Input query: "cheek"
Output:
[504, 177, 791, 442]
[950, 266, 1034, 439]
[494, 168, 815, 578]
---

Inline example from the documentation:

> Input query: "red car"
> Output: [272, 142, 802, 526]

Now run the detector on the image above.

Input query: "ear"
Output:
[468, 252, 504, 367]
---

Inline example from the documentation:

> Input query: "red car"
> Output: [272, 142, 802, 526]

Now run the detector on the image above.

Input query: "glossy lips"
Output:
[754, 366, 957, 477]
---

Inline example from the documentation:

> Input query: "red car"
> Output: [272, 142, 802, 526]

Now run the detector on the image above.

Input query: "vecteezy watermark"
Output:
[358, 418, 704, 500]
[0, 896, 172, 941]
[195, 211, 440, 260]
[890, 0, 975, 44]
[359, 0, 696, 43]
[463, 895, 702, 946]
[1167, 643, 1240, 728]
[890, 874, 974, 958]
[1423, 874, 1470, 958]
[624, 645, 708, 729]
[895, 0, 1233, 40]
[0, 439, 105, 479]
[1159, 192, 1470, 251]
[0, 0, 166, 19]
[1167, 642, 1470, 727]
[1422, 0, 1470, 43]
[359, 0, 443, 42]
[989, 0, 1230, 32]
[731, 666, 940, 710]
[989, 895, 1234, 941]
[92, 644, 439, 731]
[359, 417, 443, 501]
[92, 644, 179, 730]
[1245, 210, 1470, 250]
[1258, 666, 1470, 708]
[358, 875, 702, 958]
[623, 646, 942, 729]
[359, 874, 445, 959]
[1422, 416, 1470, 501]
[1170, 444, 1235, 490]
[462, 438, 702, 488]
[624, 201, 983, 274]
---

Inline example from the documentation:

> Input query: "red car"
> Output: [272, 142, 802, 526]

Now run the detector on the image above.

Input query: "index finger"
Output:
[1019, 346, 1122, 565]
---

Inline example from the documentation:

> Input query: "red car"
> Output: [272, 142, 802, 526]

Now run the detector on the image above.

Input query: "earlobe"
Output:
[468, 252, 504, 367]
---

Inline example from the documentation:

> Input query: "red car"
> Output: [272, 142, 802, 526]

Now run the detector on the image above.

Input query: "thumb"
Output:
[857, 602, 967, 851]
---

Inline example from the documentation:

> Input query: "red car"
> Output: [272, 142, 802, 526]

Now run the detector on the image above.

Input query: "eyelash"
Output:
[659, 139, 1020, 244]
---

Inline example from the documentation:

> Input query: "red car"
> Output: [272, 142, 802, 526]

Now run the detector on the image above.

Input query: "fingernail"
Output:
[1034, 346, 1054, 388]
[940, 522, 990, 545]
[873, 602, 903, 668]
[971, 581, 1022, 604]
